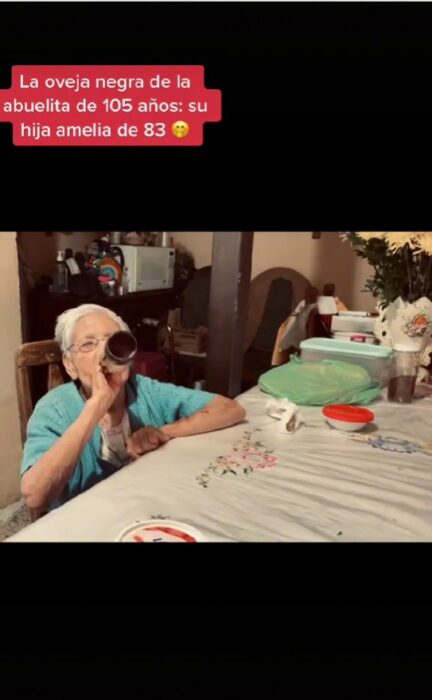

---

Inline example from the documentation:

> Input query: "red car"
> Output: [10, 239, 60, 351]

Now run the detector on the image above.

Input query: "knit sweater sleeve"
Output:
[21, 392, 68, 477]
[134, 374, 216, 427]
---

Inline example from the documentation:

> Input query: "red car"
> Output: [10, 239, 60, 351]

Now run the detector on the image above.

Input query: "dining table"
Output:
[7, 385, 432, 542]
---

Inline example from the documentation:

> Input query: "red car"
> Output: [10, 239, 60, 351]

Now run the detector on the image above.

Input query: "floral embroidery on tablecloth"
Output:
[196, 430, 277, 488]
[351, 433, 432, 455]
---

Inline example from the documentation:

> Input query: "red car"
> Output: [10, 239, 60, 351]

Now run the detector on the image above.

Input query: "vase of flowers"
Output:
[340, 232, 432, 348]
[340, 232, 432, 395]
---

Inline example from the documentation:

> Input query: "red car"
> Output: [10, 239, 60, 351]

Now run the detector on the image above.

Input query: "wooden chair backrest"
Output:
[244, 267, 312, 352]
[16, 339, 64, 445]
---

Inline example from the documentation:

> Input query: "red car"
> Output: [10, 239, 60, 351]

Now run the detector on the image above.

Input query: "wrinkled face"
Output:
[63, 312, 130, 395]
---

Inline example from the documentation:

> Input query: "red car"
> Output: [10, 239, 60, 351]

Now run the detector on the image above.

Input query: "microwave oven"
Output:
[116, 245, 175, 292]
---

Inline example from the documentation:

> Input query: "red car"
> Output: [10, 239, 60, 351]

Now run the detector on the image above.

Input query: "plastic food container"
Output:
[331, 314, 376, 334]
[322, 404, 375, 431]
[332, 331, 376, 344]
[300, 337, 393, 387]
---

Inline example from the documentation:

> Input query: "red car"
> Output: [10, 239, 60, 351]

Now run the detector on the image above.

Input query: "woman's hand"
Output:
[86, 354, 125, 419]
[126, 426, 170, 460]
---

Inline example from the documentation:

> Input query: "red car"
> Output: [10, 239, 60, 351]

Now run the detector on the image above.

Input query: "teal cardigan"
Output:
[21, 374, 215, 509]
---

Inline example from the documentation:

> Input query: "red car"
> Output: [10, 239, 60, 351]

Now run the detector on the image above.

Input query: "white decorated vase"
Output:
[374, 296, 432, 353]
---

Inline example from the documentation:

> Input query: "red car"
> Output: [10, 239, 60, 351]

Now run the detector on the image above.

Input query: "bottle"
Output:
[387, 344, 420, 404]
[107, 280, 116, 297]
[54, 250, 68, 293]
[122, 266, 129, 294]
[110, 231, 122, 245]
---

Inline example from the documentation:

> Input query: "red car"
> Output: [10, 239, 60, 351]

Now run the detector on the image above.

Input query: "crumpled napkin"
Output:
[266, 398, 304, 434]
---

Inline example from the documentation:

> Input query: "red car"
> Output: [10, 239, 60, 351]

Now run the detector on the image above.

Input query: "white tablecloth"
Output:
[8, 387, 432, 542]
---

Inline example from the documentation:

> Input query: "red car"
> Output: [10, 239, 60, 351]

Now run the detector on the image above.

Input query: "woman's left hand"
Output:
[126, 426, 170, 460]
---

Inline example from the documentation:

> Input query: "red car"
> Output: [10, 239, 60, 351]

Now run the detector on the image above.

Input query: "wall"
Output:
[173, 231, 376, 311]
[19, 231, 376, 310]
[172, 231, 214, 270]
[0, 231, 100, 507]
[0, 232, 24, 507]
[19, 231, 101, 280]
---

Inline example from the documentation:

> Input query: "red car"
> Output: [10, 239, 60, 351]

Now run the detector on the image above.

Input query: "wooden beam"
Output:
[205, 232, 254, 397]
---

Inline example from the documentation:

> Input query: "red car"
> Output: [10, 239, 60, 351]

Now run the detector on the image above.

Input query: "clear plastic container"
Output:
[300, 337, 393, 387]
[332, 331, 376, 344]
[387, 347, 421, 403]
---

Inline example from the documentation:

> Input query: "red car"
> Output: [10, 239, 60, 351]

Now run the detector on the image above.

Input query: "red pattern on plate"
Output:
[143, 526, 197, 542]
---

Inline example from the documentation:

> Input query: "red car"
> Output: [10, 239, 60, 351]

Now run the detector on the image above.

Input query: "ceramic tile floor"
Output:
[0, 499, 31, 541]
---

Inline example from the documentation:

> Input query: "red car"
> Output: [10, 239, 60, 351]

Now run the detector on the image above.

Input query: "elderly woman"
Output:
[21, 304, 246, 511]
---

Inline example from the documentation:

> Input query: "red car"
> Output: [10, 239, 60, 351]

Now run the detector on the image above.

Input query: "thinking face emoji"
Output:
[172, 121, 190, 138]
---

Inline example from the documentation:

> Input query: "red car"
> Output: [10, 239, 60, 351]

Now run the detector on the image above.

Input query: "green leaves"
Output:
[346, 233, 432, 306]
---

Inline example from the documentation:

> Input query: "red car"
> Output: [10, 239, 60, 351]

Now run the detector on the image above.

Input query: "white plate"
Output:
[115, 519, 207, 543]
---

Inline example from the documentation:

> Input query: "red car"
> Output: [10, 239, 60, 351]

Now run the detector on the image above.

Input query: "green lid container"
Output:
[300, 338, 393, 387]
[300, 338, 392, 358]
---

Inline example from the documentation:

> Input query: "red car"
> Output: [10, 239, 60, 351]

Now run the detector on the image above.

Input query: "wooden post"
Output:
[205, 232, 254, 397]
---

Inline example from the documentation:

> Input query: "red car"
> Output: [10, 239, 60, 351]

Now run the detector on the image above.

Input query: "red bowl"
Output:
[322, 405, 375, 431]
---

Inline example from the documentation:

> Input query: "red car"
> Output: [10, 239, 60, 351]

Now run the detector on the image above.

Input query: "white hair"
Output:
[55, 304, 130, 353]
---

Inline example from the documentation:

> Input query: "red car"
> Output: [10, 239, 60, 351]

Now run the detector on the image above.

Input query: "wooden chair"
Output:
[16, 339, 65, 522]
[241, 267, 312, 390]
